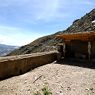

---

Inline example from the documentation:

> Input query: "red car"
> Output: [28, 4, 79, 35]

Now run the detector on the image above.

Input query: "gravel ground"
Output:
[0, 62, 95, 95]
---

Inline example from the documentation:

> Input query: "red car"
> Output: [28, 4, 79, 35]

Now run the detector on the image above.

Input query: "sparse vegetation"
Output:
[33, 86, 52, 95]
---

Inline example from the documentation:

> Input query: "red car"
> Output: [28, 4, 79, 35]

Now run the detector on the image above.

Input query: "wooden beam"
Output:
[56, 32, 95, 41]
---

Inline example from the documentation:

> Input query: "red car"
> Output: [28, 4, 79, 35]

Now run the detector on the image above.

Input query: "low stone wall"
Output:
[0, 51, 57, 80]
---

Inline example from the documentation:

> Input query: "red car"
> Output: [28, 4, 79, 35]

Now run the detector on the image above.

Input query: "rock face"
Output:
[9, 8, 95, 56]
[65, 9, 95, 33]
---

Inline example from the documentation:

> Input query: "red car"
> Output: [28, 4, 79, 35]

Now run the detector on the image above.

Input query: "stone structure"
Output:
[0, 51, 57, 80]
[56, 32, 95, 61]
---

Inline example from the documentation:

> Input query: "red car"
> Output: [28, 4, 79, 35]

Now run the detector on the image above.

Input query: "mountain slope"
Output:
[8, 34, 63, 55]
[0, 44, 18, 56]
[8, 8, 95, 56]
[65, 9, 95, 33]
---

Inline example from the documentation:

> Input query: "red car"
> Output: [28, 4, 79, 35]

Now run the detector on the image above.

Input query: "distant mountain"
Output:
[0, 44, 18, 56]
[8, 8, 95, 56]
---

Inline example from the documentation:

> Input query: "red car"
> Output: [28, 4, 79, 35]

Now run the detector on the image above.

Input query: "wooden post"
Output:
[88, 41, 91, 61]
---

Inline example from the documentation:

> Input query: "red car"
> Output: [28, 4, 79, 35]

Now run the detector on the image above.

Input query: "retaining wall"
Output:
[0, 51, 57, 80]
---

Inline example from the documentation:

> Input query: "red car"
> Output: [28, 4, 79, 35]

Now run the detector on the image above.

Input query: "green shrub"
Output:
[33, 86, 52, 95]
[41, 86, 52, 95]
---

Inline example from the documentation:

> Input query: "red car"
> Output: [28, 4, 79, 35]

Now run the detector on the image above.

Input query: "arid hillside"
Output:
[8, 8, 95, 55]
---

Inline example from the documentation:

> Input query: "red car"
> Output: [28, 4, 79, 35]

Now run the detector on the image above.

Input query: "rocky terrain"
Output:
[0, 62, 95, 95]
[8, 8, 95, 56]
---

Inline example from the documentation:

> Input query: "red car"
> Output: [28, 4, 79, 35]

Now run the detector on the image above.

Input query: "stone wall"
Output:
[0, 51, 57, 80]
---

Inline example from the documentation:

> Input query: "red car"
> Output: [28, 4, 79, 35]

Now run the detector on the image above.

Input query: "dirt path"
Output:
[0, 62, 95, 95]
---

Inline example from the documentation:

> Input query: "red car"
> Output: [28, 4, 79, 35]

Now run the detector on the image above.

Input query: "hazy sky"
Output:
[0, 0, 95, 46]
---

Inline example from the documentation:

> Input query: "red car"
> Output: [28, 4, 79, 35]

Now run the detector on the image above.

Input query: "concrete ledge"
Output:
[0, 51, 58, 80]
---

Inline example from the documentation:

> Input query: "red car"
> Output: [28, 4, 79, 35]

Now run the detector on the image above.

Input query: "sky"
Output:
[0, 0, 95, 46]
